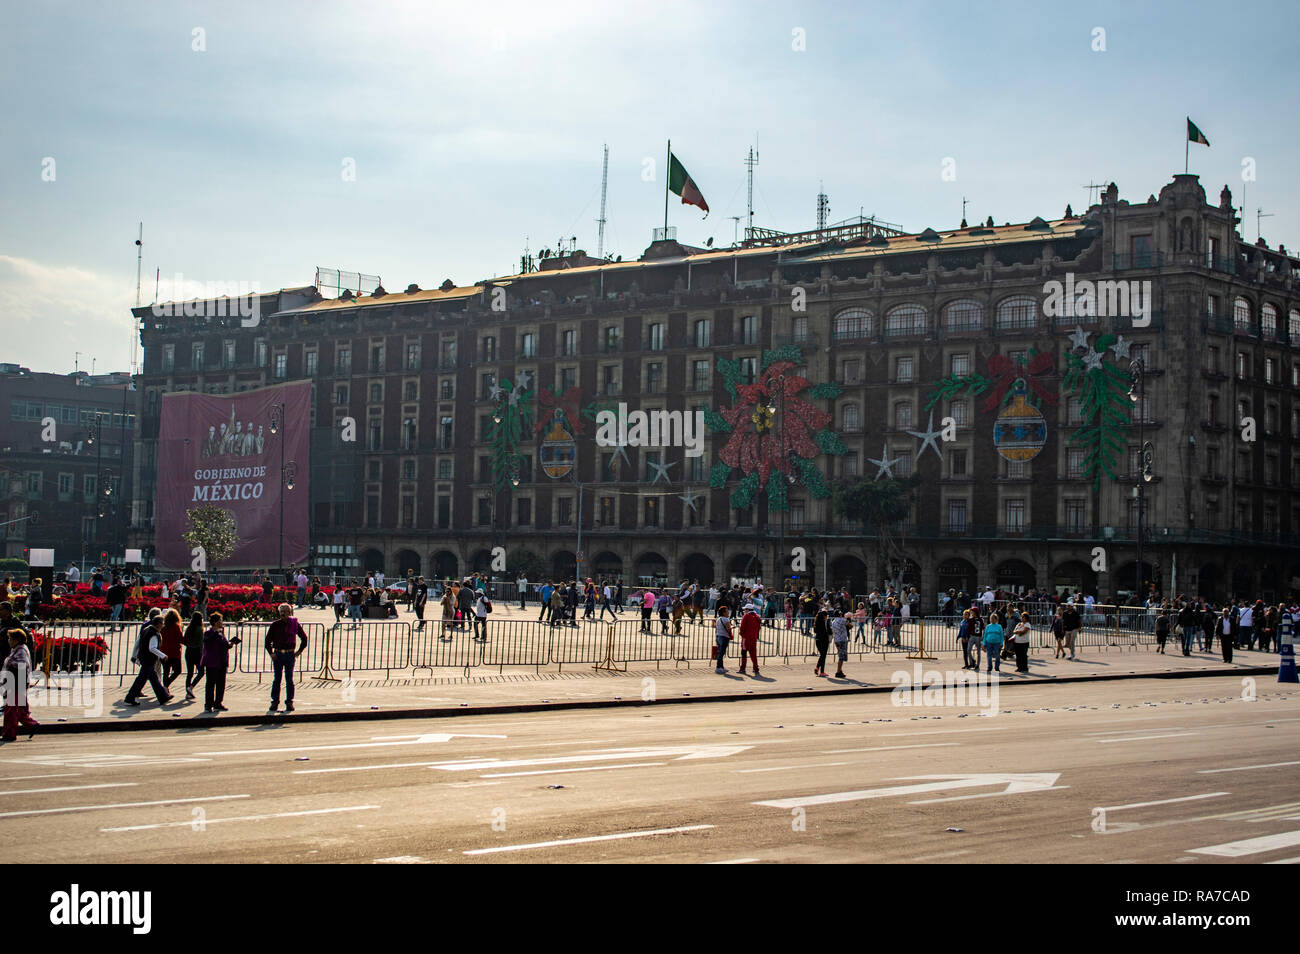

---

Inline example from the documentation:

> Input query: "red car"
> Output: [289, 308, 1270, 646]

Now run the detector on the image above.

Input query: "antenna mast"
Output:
[596, 144, 609, 259]
[816, 182, 829, 231]
[133, 223, 143, 377]
[1256, 207, 1274, 243]
[744, 140, 759, 235]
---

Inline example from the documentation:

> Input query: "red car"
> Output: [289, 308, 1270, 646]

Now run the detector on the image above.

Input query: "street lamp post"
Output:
[85, 414, 109, 572]
[268, 403, 295, 576]
[764, 373, 795, 593]
[1129, 359, 1155, 602]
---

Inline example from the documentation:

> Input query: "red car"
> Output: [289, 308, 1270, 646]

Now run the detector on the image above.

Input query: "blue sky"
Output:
[2, 0, 1296, 374]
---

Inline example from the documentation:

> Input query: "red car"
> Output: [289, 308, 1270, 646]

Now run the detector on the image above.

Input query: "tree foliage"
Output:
[181, 507, 238, 570]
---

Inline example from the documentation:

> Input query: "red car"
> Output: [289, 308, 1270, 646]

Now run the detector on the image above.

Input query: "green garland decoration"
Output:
[924, 372, 991, 412]
[1062, 333, 1130, 492]
[487, 378, 536, 494]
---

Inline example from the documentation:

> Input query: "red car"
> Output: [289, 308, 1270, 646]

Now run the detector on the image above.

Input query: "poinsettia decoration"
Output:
[707, 350, 845, 510]
[534, 386, 586, 436]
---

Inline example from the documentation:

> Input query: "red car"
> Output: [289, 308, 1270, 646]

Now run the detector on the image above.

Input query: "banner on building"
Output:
[154, 381, 311, 570]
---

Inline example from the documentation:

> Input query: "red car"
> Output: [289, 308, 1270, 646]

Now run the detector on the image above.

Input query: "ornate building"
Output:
[131, 174, 1300, 603]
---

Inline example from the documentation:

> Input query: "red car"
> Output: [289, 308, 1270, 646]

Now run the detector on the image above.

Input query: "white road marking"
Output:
[707, 857, 759, 864]
[737, 761, 857, 774]
[435, 744, 752, 773]
[754, 773, 1064, 809]
[479, 762, 666, 778]
[1099, 793, 1230, 812]
[375, 855, 429, 864]
[0, 783, 136, 796]
[1095, 733, 1197, 743]
[196, 733, 507, 756]
[912, 849, 975, 861]
[0, 773, 82, 782]
[295, 757, 505, 776]
[0, 794, 249, 818]
[1189, 830, 1300, 858]
[821, 742, 961, 755]
[463, 824, 714, 855]
[1199, 760, 1300, 775]
[102, 805, 379, 832]
[3, 754, 210, 768]
[1265, 856, 1300, 864]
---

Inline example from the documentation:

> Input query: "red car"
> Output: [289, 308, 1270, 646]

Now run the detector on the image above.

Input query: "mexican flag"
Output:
[1187, 118, 1210, 147]
[669, 151, 709, 215]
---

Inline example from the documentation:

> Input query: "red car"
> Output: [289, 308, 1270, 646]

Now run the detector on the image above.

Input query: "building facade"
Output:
[0, 365, 136, 568]
[131, 174, 1300, 603]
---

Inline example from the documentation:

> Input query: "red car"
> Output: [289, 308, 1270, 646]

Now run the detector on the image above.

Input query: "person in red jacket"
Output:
[158, 608, 184, 690]
[737, 605, 762, 676]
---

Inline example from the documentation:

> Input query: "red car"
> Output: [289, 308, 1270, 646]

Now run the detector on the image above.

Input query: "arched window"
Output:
[842, 403, 860, 431]
[1290, 310, 1300, 343]
[885, 304, 926, 337]
[942, 299, 982, 333]
[996, 296, 1038, 331]
[832, 307, 871, 341]
[1262, 303, 1279, 340]
[1233, 297, 1253, 333]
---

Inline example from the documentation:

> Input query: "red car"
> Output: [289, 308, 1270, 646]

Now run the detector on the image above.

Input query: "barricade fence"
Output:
[32, 601, 1228, 681]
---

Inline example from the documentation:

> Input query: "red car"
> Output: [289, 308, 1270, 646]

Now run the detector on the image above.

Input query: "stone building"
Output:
[130, 173, 1300, 603]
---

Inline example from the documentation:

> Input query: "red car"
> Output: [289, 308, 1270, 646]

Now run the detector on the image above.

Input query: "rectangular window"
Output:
[842, 452, 858, 477]
[1065, 498, 1085, 532]
[842, 359, 861, 384]
[560, 367, 577, 391]
[369, 343, 385, 373]
[645, 362, 664, 393]
[437, 496, 450, 528]
[557, 497, 573, 526]
[192, 342, 204, 369]
[481, 336, 497, 362]
[739, 357, 757, 385]
[516, 498, 532, 525]
[477, 498, 492, 527]
[950, 353, 970, 376]
[561, 329, 577, 356]
[439, 416, 453, 449]
[894, 402, 913, 429]
[1067, 447, 1085, 478]
[895, 356, 914, 383]
[406, 343, 420, 371]
[692, 360, 710, 392]
[401, 459, 417, 480]
[647, 323, 664, 351]
[401, 496, 415, 529]
[644, 496, 660, 527]
[520, 333, 536, 359]
[305, 350, 318, 376]
[951, 400, 969, 427]
[1237, 352, 1249, 379]
[950, 449, 967, 477]
[404, 380, 417, 401]
[602, 365, 620, 395]
[947, 499, 967, 532]
[223, 340, 236, 368]
[1207, 346, 1220, 373]
[162, 344, 175, 371]
[740, 315, 757, 346]
[791, 316, 809, 343]
[57, 473, 73, 497]
[602, 327, 620, 353]
[1004, 498, 1025, 532]
[438, 458, 452, 479]
[274, 353, 287, 379]
[336, 345, 351, 375]
[1130, 234, 1153, 267]
[366, 494, 380, 527]
[439, 339, 457, 368]
[599, 496, 616, 525]
[693, 319, 711, 348]
[1265, 358, 1276, 384]
[335, 384, 349, 405]
[789, 500, 805, 529]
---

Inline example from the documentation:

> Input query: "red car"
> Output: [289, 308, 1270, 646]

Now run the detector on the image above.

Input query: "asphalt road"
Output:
[3, 675, 1297, 864]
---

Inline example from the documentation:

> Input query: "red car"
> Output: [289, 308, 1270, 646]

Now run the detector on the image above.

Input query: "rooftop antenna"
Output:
[1256, 207, 1274, 243]
[816, 181, 829, 231]
[596, 144, 609, 259]
[1082, 180, 1106, 207]
[744, 139, 759, 235]
[729, 215, 741, 245]
[961, 196, 969, 227]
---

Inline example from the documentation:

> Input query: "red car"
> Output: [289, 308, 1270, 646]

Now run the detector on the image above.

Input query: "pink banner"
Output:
[154, 381, 311, 570]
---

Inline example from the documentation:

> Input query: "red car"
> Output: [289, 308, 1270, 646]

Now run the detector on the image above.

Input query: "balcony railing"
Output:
[1112, 251, 1166, 270]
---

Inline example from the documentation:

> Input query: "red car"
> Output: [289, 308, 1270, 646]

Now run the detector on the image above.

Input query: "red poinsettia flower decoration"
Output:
[984, 352, 1057, 412]
[717, 361, 830, 489]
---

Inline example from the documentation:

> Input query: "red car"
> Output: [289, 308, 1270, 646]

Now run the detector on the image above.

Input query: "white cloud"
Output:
[0, 255, 137, 373]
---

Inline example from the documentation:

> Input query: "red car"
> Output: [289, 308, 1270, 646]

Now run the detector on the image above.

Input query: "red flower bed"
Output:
[30, 631, 109, 672]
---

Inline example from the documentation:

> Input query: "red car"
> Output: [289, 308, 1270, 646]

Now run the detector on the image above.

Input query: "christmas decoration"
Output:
[706, 351, 844, 510]
[993, 379, 1048, 462]
[924, 371, 990, 413]
[1062, 330, 1132, 490]
[487, 375, 536, 493]
[983, 350, 1057, 412]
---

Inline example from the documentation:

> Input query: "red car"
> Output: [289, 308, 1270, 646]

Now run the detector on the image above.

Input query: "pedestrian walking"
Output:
[599, 581, 617, 621]
[714, 606, 733, 674]
[125, 609, 172, 707]
[24, 579, 42, 623]
[158, 608, 184, 689]
[737, 605, 761, 676]
[182, 612, 205, 700]
[656, 590, 671, 634]
[106, 575, 128, 632]
[201, 613, 237, 712]
[1218, 607, 1235, 663]
[264, 603, 307, 713]
[958, 609, 977, 668]
[831, 609, 850, 678]
[640, 589, 655, 633]
[1050, 606, 1066, 659]
[2, 628, 38, 742]
[473, 589, 491, 640]
[853, 601, 869, 645]
[1061, 601, 1081, 660]
[413, 577, 428, 630]
[812, 606, 831, 677]
[982, 613, 1005, 673]
[1155, 608, 1170, 654]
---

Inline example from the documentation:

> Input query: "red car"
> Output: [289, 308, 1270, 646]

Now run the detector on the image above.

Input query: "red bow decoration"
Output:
[983, 352, 1057, 412]
[535, 386, 587, 436]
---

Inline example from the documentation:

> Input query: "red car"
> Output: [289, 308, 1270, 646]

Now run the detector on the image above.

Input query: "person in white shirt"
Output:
[66, 564, 80, 585]
[708, 586, 719, 616]
[981, 588, 995, 609]
[472, 590, 491, 641]
[517, 574, 529, 609]
[1238, 604, 1254, 650]
[599, 581, 617, 621]
[331, 585, 345, 626]
[374, 570, 385, 588]
[295, 570, 309, 608]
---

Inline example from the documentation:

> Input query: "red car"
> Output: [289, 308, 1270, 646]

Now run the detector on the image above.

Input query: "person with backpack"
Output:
[982, 612, 1005, 673]
[548, 586, 565, 628]
[125, 608, 171, 707]
[1154, 608, 1170, 654]
[106, 575, 128, 632]
[473, 589, 492, 640]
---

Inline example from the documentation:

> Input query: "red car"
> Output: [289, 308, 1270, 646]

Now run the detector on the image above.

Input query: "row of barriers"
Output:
[38, 609, 1256, 682]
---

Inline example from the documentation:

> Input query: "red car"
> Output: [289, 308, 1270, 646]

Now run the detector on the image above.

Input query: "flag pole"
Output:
[664, 139, 670, 234]
[1185, 131, 1189, 175]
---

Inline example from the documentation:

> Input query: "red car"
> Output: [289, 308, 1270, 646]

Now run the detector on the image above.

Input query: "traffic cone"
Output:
[1279, 614, 1298, 684]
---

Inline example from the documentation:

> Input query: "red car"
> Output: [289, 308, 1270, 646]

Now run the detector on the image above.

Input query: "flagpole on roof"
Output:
[1185, 121, 1189, 175]
[664, 139, 670, 234]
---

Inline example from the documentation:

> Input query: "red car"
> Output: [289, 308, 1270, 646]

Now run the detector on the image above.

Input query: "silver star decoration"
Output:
[1082, 348, 1104, 371]
[514, 370, 531, 391]
[905, 409, 945, 462]
[507, 390, 519, 406]
[867, 443, 902, 480]
[611, 443, 632, 471]
[648, 457, 676, 485]
[488, 384, 503, 401]
[1110, 334, 1131, 360]
[1068, 325, 1090, 351]
[678, 488, 702, 512]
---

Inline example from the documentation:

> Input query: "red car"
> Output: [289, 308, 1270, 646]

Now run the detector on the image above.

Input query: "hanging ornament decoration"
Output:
[993, 379, 1048, 462]
[534, 386, 587, 436]
[539, 410, 577, 479]
[706, 351, 845, 511]
[487, 375, 536, 493]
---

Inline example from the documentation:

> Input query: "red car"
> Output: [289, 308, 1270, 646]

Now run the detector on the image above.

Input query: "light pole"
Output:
[85, 414, 110, 571]
[1129, 359, 1155, 602]
[268, 403, 295, 576]
[763, 373, 796, 592]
